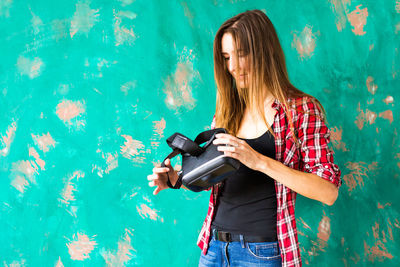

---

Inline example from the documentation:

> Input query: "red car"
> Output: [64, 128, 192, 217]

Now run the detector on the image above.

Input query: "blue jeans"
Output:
[199, 235, 282, 267]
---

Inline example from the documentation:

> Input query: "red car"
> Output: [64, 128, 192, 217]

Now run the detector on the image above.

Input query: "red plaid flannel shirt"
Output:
[197, 96, 342, 267]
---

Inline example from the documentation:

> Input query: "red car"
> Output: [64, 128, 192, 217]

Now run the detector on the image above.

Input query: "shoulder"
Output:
[287, 95, 324, 119]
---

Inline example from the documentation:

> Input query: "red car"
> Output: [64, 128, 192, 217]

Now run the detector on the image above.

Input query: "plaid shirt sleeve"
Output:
[297, 100, 342, 187]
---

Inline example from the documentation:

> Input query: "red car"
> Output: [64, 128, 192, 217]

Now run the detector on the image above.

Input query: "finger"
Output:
[153, 167, 170, 173]
[215, 133, 232, 139]
[153, 186, 161, 195]
[217, 145, 237, 152]
[147, 174, 157, 181]
[164, 158, 172, 167]
[213, 138, 230, 145]
[223, 151, 239, 159]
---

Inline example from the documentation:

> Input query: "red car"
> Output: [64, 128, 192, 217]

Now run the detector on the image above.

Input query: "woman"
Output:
[148, 10, 341, 267]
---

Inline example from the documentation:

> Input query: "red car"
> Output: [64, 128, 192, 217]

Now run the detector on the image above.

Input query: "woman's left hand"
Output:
[213, 133, 265, 171]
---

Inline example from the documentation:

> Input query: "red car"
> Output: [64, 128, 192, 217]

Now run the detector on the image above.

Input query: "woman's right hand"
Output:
[147, 158, 179, 195]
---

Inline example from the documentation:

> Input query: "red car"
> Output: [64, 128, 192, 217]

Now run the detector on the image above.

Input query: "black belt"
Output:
[212, 229, 277, 243]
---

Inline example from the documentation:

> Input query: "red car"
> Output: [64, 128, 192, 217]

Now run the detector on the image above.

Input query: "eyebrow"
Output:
[221, 49, 244, 55]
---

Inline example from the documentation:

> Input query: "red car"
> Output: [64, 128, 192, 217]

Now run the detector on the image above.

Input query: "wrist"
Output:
[256, 154, 270, 173]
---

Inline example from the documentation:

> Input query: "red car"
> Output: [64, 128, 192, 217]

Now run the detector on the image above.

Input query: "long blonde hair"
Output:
[213, 10, 325, 139]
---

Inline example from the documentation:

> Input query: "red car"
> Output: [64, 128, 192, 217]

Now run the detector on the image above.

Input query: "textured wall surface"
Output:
[1, 0, 399, 266]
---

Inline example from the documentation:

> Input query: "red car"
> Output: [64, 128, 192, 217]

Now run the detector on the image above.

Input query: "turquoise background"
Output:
[1, 0, 399, 266]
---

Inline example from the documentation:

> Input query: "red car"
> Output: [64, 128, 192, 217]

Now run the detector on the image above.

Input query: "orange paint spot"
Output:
[364, 240, 394, 262]
[55, 256, 64, 267]
[163, 47, 197, 111]
[377, 202, 391, 209]
[378, 110, 393, 124]
[31, 132, 56, 152]
[101, 228, 136, 266]
[136, 203, 161, 221]
[70, 2, 99, 38]
[1, 121, 17, 157]
[343, 161, 376, 192]
[29, 146, 45, 170]
[328, 0, 352, 32]
[347, 5, 368, 36]
[298, 217, 312, 230]
[355, 103, 377, 130]
[113, 10, 137, 46]
[383, 96, 394, 105]
[330, 126, 348, 151]
[120, 135, 146, 164]
[152, 118, 166, 138]
[292, 25, 318, 59]
[67, 233, 97, 260]
[366, 76, 378, 95]
[317, 216, 331, 242]
[59, 171, 85, 206]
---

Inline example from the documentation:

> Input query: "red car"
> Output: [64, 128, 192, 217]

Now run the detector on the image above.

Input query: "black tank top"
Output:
[211, 129, 277, 238]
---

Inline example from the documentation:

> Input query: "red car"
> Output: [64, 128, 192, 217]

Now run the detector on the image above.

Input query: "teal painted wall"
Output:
[1, 0, 399, 266]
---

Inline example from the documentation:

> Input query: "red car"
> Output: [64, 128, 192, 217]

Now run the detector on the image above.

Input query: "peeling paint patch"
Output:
[55, 257, 64, 267]
[364, 222, 394, 262]
[70, 1, 100, 38]
[92, 151, 119, 177]
[120, 135, 146, 163]
[29, 146, 45, 170]
[163, 48, 197, 111]
[347, 5, 368, 36]
[317, 216, 331, 242]
[31, 132, 56, 152]
[152, 118, 166, 138]
[355, 104, 377, 130]
[395, 22, 400, 34]
[55, 99, 86, 130]
[383, 96, 394, 105]
[1, 121, 17, 157]
[59, 171, 85, 216]
[343, 161, 376, 193]
[10, 160, 39, 193]
[120, 81, 136, 95]
[67, 232, 97, 260]
[298, 217, 312, 230]
[136, 203, 162, 222]
[101, 228, 136, 266]
[30, 10, 43, 35]
[328, 0, 352, 31]
[377, 202, 391, 209]
[330, 126, 348, 152]
[292, 25, 318, 59]
[16, 55, 44, 79]
[378, 110, 393, 124]
[113, 9, 137, 46]
[366, 76, 378, 94]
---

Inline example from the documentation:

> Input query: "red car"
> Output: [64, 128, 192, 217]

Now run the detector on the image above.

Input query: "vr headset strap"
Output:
[161, 149, 183, 189]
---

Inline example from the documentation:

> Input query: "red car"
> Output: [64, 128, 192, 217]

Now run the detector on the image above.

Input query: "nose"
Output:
[228, 56, 236, 74]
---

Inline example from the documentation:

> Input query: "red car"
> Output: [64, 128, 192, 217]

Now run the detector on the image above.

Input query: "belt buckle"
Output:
[217, 231, 231, 242]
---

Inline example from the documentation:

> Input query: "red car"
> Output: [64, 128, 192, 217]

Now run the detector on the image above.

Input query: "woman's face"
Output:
[221, 33, 249, 89]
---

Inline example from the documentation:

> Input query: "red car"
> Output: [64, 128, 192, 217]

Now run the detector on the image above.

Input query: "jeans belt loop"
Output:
[239, 234, 245, 248]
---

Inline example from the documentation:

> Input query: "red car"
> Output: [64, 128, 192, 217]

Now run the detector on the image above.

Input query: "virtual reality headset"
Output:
[161, 128, 240, 192]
